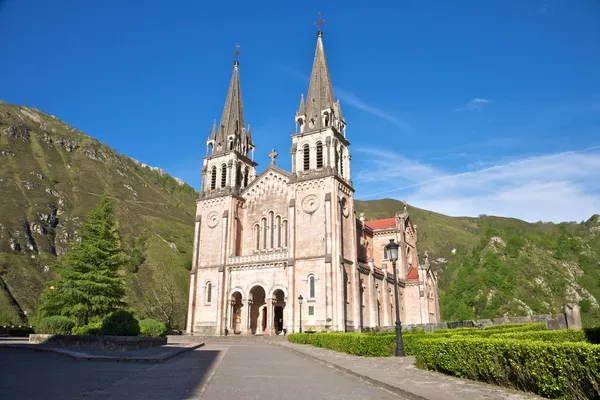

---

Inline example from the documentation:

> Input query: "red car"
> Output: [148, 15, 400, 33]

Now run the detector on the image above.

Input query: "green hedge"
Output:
[139, 319, 168, 337]
[100, 310, 140, 336]
[483, 323, 547, 332]
[288, 332, 428, 357]
[71, 321, 103, 335]
[35, 316, 75, 335]
[490, 329, 587, 343]
[414, 337, 600, 399]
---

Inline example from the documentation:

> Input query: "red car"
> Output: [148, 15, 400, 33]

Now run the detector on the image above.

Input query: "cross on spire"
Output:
[234, 43, 240, 64]
[268, 148, 278, 165]
[315, 12, 325, 33]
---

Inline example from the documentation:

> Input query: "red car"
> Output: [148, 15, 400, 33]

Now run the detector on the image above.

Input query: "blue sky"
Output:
[1, 0, 599, 223]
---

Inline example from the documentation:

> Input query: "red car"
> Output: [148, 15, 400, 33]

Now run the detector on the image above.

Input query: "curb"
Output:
[275, 343, 428, 400]
[0, 342, 205, 363]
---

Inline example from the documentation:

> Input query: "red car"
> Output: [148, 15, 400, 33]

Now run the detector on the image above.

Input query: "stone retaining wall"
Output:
[402, 311, 574, 333]
[29, 334, 166, 351]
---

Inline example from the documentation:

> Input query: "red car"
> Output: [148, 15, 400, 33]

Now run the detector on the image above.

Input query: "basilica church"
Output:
[186, 24, 440, 335]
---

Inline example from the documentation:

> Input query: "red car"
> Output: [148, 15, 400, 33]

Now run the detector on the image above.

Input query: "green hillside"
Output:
[1, 101, 598, 328]
[356, 199, 600, 327]
[0, 102, 196, 327]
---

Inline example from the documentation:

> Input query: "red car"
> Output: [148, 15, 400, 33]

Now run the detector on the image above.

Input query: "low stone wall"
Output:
[403, 311, 574, 333]
[29, 334, 166, 351]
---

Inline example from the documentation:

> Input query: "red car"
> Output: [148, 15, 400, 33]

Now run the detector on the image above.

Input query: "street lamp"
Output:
[298, 295, 304, 333]
[386, 238, 405, 356]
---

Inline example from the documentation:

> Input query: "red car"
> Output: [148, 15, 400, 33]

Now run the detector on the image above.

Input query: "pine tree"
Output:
[40, 194, 127, 325]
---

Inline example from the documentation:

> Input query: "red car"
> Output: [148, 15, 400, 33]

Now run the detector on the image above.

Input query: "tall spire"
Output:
[213, 44, 247, 155]
[305, 13, 335, 129]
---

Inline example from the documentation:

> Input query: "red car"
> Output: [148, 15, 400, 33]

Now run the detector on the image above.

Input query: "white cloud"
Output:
[356, 146, 600, 223]
[453, 98, 491, 112]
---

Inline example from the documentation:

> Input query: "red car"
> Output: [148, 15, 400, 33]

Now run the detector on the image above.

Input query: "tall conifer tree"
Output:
[40, 194, 126, 325]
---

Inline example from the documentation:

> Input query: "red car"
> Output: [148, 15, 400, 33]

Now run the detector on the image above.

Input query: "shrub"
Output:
[584, 327, 600, 344]
[288, 332, 430, 357]
[100, 310, 140, 336]
[71, 321, 103, 335]
[139, 319, 168, 337]
[483, 323, 546, 332]
[35, 316, 75, 335]
[414, 337, 600, 399]
[432, 327, 479, 335]
[489, 329, 587, 343]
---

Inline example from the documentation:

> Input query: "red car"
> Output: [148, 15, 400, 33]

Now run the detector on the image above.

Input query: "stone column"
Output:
[565, 303, 582, 329]
[257, 305, 264, 334]
[242, 299, 251, 335]
[186, 215, 202, 334]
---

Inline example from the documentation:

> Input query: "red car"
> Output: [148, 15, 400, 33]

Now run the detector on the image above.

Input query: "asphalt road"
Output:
[0, 343, 405, 399]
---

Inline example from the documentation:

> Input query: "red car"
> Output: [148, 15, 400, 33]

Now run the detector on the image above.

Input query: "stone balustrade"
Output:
[228, 250, 288, 265]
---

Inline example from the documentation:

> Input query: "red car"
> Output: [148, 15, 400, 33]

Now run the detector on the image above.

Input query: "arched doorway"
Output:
[249, 286, 266, 334]
[273, 289, 286, 334]
[230, 292, 243, 335]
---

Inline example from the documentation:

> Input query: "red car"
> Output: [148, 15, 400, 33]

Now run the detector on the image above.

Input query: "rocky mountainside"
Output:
[356, 199, 600, 327]
[0, 101, 197, 327]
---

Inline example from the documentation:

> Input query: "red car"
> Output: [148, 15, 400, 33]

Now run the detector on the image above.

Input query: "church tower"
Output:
[290, 19, 360, 332]
[201, 47, 257, 195]
[187, 48, 257, 335]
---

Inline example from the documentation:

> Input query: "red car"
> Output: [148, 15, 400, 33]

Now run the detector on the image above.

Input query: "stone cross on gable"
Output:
[269, 148, 278, 165]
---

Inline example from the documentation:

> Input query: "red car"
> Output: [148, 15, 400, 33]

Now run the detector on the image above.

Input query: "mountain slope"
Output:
[356, 198, 600, 326]
[0, 101, 196, 327]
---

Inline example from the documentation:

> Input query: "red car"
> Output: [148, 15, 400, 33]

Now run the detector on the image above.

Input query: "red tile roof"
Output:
[407, 266, 419, 281]
[365, 217, 396, 230]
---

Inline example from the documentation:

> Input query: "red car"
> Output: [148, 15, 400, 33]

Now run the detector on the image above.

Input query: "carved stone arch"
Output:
[246, 281, 268, 300]
[269, 285, 288, 299]
[229, 287, 245, 300]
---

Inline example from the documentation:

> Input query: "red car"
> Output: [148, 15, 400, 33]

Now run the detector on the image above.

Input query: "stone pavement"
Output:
[1, 341, 409, 399]
[277, 341, 542, 400]
[0, 336, 204, 363]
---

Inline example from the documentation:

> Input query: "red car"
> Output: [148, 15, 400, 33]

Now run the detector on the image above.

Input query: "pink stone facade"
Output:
[186, 29, 440, 336]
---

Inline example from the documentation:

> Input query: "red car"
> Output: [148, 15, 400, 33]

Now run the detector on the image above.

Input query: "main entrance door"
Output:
[274, 306, 283, 333]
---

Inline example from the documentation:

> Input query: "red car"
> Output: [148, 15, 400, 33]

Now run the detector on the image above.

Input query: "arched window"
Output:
[383, 246, 390, 260]
[323, 112, 329, 127]
[309, 275, 315, 298]
[334, 149, 339, 174]
[303, 144, 310, 171]
[254, 224, 260, 250]
[269, 211, 274, 249]
[207, 143, 213, 155]
[206, 282, 212, 303]
[244, 167, 249, 187]
[236, 163, 242, 187]
[228, 139, 233, 150]
[210, 166, 217, 190]
[220, 164, 227, 188]
[276, 216, 281, 248]
[261, 217, 267, 250]
[282, 220, 288, 247]
[316, 142, 323, 169]
[340, 148, 344, 177]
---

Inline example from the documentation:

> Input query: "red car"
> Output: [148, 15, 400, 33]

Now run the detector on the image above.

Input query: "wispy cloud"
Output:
[453, 98, 491, 112]
[355, 145, 600, 223]
[335, 88, 410, 133]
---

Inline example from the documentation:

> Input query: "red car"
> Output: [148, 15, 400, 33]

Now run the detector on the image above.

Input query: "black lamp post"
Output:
[386, 238, 405, 356]
[298, 295, 304, 333]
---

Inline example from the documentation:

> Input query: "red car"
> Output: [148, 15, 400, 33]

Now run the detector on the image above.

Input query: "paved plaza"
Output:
[0, 342, 406, 400]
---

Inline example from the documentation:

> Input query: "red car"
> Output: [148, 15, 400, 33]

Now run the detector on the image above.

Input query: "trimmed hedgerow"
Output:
[414, 337, 600, 399]
[35, 316, 75, 335]
[139, 319, 168, 337]
[288, 332, 429, 357]
[490, 329, 587, 343]
[432, 327, 479, 335]
[483, 323, 547, 332]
